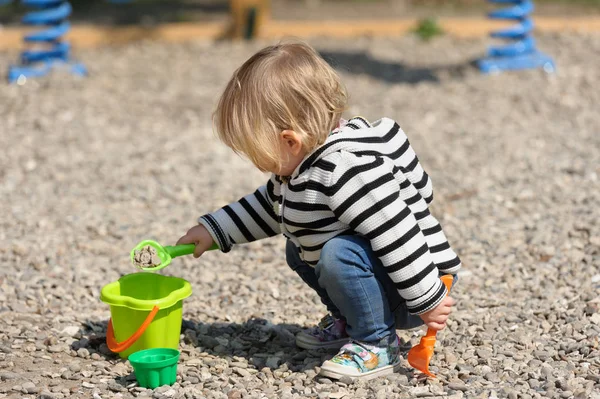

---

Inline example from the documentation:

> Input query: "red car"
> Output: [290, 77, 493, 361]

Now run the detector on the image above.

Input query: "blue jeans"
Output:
[286, 235, 452, 344]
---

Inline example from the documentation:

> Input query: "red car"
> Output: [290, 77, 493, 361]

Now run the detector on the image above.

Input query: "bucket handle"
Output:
[106, 305, 159, 353]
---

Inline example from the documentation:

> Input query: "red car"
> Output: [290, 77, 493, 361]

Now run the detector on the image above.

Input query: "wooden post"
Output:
[229, 0, 271, 39]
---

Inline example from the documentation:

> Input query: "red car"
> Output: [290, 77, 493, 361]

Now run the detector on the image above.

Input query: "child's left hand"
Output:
[419, 296, 456, 331]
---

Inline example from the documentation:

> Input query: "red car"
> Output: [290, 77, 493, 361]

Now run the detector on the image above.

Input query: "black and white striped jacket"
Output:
[199, 117, 461, 314]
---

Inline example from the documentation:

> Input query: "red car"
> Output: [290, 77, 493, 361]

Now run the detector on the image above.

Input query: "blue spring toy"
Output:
[8, 0, 87, 84]
[478, 0, 555, 74]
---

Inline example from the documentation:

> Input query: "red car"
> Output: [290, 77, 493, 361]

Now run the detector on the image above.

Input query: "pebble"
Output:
[48, 345, 66, 353]
[22, 381, 38, 394]
[265, 357, 281, 369]
[410, 386, 433, 397]
[61, 326, 81, 337]
[77, 348, 90, 358]
[227, 390, 243, 399]
[338, 376, 354, 385]
[476, 348, 493, 359]
[0, 372, 19, 381]
[448, 381, 468, 392]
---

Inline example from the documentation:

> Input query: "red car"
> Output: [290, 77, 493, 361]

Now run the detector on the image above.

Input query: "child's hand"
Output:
[176, 225, 215, 258]
[419, 296, 456, 331]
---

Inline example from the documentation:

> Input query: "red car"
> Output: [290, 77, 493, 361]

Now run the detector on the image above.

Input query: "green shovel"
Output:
[131, 240, 218, 272]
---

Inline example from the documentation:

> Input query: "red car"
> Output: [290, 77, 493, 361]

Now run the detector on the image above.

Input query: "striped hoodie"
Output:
[199, 116, 461, 315]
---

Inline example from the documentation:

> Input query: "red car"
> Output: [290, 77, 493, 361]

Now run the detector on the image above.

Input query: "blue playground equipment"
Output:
[7, 0, 87, 84]
[478, 0, 555, 74]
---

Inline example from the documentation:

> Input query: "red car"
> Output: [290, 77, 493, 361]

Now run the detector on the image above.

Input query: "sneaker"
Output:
[296, 314, 350, 350]
[319, 336, 402, 381]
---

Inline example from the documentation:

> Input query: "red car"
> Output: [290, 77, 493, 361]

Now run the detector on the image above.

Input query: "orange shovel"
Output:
[407, 274, 454, 378]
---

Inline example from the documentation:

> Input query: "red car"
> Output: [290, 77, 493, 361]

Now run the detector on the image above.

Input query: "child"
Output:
[177, 41, 461, 380]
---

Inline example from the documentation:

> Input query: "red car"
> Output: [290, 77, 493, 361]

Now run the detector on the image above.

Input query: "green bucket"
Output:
[100, 273, 192, 358]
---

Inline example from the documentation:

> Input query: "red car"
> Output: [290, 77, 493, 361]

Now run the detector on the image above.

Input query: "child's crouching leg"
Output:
[315, 235, 402, 380]
[315, 235, 396, 342]
[285, 239, 341, 318]
[286, 239, 350, 350]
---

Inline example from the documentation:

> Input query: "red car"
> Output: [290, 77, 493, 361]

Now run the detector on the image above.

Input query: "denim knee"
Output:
[316, 236, 370, 280]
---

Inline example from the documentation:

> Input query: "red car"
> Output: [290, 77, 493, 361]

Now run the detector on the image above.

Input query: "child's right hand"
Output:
[418, 295, 456, 331]
[176, 225, 215, 258]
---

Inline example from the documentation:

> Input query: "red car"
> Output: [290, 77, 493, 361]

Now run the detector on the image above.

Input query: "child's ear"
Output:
[280, 130, 303, 155]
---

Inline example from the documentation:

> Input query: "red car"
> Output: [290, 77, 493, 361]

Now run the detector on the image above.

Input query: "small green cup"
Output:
[128, 348, 180, 389]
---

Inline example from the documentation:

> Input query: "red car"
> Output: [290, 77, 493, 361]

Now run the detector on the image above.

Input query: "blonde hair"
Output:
[213, 40, 348, 172]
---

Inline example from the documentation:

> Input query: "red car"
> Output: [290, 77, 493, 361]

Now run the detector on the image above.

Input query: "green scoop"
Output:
[131, 239, 218, 272]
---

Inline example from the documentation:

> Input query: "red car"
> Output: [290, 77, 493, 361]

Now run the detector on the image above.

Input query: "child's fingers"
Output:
[431, 313, 449, 324]
[193, 240, 213, 258]
[426, 321, 446, 331]
[176, 234, 194, 246]
[193, 246, 204, 258]
[437, 306, 453, 316]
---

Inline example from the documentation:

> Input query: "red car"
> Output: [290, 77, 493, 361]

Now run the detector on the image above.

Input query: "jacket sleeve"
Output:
[325, 151, 446, 315]
[198, 175, 281, 252]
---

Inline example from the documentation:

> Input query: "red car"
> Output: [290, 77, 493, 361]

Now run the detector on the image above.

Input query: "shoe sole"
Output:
[295, 334, 350, 350]
[318, 360, 403, 381]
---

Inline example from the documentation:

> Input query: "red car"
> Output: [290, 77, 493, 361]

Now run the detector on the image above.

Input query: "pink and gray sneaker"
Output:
[296, 314, 350, 350]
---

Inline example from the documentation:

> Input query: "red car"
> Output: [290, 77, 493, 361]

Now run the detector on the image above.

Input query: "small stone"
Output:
[198, 335, 220, 349]
[61, 326, 80, 337]
[476, 348, 493, 359]
[185, 376, 200, 384]
[108, 382, 126, 392]
[0, 372, 19, 381]
[155, 386, 171, 394]
[227, 390, 243, 399]
[48, 345, 66, 353]
[485, 372, 501, 383]
[111, 362, 130, 376]
[528, 379, 540, 389]
[184, 330, 198, 346]
[444, 351, 458, 364]
[77, 348, 90, 358]
[99, 343, 112, 356]
[448, 381, 468, 392]
[233, 367, 250, 378]
[265, 356, 281, 369]
[82, 382, 95, 389]
[339, 376, 354, 385]
[534, 350, 551, 361]
[38, 391, 59, 399]
[317, 377, 333, 384]
[22, 381, 38, 394]
[410, 386, 434, 397]
[355, 388, 368, 397]
[69, 363, 81, 373]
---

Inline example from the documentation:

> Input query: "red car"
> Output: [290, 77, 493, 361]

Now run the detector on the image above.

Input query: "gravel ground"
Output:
[1, 33, 599, 399]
